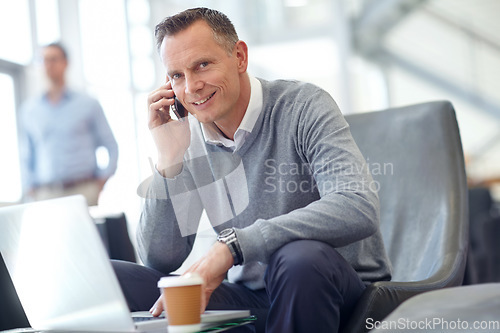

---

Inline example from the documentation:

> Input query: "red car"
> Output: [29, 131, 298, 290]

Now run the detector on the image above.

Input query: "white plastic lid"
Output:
[157, 273, 203, 288]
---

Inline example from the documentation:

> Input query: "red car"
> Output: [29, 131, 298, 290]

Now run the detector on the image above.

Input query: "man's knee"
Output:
[111, 260, 164, 311]
[264, 240, 365, 332]
[265, 240, 347, 285]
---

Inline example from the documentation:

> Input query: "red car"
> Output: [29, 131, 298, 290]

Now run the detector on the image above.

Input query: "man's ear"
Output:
[234, 40, 248, 74]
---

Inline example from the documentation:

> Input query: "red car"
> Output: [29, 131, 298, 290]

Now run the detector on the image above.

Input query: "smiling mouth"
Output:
[193, 92, 215, 105]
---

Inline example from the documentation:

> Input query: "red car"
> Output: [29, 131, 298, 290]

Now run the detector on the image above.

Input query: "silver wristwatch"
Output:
[217, 228, 243, 266]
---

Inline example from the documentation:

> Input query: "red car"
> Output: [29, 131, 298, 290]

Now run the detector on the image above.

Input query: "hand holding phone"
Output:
[147, 80, 191, 178]
[171, 97, 188, 121]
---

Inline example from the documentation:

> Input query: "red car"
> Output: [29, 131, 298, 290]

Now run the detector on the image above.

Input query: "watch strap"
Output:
[217, 228, 243, 266]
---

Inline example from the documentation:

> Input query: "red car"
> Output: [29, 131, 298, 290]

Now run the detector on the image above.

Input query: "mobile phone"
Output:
[171, 97, 188, 121]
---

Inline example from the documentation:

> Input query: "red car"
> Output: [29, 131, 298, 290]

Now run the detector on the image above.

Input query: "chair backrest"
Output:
[345, 101, 468, 283]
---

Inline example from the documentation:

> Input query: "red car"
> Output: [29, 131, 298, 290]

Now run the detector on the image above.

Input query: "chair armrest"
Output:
[341, 252, 467, 333]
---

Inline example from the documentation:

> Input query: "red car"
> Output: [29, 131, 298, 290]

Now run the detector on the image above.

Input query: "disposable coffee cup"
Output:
[157, 273, 203, 333]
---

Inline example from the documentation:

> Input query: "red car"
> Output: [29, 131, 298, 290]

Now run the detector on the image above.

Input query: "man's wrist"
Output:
[156, 161, 183, 178]
[213, 241, 235, 270]
[217, 228, 243, 266]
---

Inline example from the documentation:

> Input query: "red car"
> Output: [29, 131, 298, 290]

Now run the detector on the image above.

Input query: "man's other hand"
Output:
[150, 241, 234, 316]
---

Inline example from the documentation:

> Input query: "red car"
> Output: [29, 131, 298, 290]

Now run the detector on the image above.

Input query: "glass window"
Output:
[0, 73, 22, 202]
[79, 0, 130, 88]
[35, 0, 61, 45]
[0, 0, 32, 64]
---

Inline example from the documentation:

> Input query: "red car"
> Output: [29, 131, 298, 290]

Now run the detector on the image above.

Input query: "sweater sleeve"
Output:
[136, 165, 203, 273]
[236, 87, 380, 264]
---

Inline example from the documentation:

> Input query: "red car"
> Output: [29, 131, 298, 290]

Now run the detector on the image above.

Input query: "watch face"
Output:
[219, 228, 234, 238]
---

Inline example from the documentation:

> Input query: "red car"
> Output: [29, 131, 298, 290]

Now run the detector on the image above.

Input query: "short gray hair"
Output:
[154, 7, 239, 55]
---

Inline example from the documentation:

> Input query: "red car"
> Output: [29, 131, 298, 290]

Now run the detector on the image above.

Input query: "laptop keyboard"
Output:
[133, 316, 163, 322]
[132, 312, 165, 323]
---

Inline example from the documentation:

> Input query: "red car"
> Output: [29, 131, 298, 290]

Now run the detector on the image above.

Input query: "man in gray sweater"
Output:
[114, 7, 391, 333]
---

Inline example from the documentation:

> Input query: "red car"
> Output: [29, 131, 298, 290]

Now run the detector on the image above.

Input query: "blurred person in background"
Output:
[19, 42, 118, 206]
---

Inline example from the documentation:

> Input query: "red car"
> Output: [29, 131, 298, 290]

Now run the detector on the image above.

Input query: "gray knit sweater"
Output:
[137, 78, 392, 289]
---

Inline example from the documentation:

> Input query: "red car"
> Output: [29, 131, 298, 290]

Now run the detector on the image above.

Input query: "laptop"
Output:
[0, 195, 250, 332]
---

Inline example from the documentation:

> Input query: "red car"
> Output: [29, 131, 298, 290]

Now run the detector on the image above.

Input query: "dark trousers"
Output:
[112, 240, 365, 333]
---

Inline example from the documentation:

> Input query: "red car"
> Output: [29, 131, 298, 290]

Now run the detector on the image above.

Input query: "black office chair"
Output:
[341, 101, 469, 332]
[370, 283, 500, 333]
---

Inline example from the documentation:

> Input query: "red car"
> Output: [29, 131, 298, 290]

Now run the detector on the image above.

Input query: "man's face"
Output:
[160, 20, 248, 124]
[42, 46, 67, 83]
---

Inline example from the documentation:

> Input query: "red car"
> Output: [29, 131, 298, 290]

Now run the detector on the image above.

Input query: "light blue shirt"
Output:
[20, 89, 118, 191]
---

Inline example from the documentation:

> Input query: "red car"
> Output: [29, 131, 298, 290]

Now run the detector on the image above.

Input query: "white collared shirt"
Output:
[201, 75, 263, 152]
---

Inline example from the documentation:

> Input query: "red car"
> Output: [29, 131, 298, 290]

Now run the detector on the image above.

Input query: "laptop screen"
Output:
[0, 195, 135, 332]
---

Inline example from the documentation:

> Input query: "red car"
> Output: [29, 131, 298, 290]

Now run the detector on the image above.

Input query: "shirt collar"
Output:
[201, 75, 263, 149]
